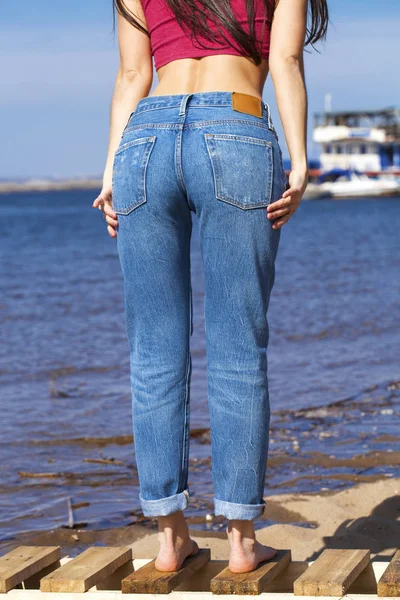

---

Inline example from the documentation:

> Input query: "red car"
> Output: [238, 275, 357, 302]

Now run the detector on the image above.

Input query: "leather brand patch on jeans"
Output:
[231, 91, 263, 117]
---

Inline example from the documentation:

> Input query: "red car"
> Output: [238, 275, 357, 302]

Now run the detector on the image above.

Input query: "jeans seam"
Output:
[135, 102, 262, 115]
[120, 109, 136, 138]
[123, 120, 275, 135]
[179, 260, 192, 497]
[204, 135, 219, 205]
[204, 133, 273, 146]
[190, 120, 273, 132]
[175, 127, 187, 196]
[114, 135, 155, 157]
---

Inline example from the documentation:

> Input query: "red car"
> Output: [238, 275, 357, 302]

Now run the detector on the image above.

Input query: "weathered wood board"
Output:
[377, 549, 400, 597]
[121, 548, 211, 594]
[210, 549, 291, 595]
[0, 544, 397, 597]
[293, 548, 371, 596]
[40, 546, 132, 593]
[0, 546, 60, 593]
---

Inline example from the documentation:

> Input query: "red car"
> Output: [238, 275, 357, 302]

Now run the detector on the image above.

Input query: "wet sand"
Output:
[2, 476, 399, 562]
[2, 379, 400, 543]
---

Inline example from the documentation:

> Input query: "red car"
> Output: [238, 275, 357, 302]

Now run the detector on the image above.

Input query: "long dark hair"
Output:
[112, 0, 329, 66]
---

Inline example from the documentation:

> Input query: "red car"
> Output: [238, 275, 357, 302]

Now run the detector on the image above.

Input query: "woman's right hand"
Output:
[92, 185, 119, 238]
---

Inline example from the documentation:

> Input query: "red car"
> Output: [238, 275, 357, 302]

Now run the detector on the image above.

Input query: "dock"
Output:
[1, 545, 400, 597]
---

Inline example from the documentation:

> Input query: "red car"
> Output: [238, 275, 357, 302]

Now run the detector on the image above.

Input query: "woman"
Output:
[93, 0, 328, 574]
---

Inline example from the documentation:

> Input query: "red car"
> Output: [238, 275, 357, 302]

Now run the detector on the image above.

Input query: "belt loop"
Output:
[179, 93, 192, 116]
[264, 101, 273, 129]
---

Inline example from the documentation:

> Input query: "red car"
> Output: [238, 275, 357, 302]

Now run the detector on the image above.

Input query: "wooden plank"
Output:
[293, 548, 370, 596]
[0, 557, 391, 599]
[377, 549, 400, 597]
[121, 547, 210, 594]
[40, 546, 132, 593]
[0, 545, 60, 593]
[210, 549, 291, 595]
[175, 558, 307, 594]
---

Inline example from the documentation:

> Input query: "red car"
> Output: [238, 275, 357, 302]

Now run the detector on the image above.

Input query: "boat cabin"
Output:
[313, 108, 400, 173]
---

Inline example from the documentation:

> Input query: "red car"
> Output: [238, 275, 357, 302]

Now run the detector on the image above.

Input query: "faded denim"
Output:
[112, 91, 286, 520]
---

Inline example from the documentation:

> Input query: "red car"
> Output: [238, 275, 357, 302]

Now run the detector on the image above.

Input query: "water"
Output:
[0, 191, 399, 543]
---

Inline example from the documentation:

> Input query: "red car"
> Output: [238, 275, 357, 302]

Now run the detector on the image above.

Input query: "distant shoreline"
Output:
[1, 169, 399, 196]
[0, 179, 103, 193]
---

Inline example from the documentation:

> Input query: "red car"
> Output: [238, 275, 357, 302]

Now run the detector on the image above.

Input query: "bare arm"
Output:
[93, 0, 153, 237]
[266, 0, 309, 228]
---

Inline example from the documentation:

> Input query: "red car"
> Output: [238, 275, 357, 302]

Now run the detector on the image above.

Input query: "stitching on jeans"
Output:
[123, 120, 275, 135]
[114, 135, 155, 157]
[175, 129, 186, 195]
[179, 264, 192, 497]
[204, 133, 273, 146]
[204, 135, 219, 204]
[135, 102, 269, 113]
[121, 109, 136, 138]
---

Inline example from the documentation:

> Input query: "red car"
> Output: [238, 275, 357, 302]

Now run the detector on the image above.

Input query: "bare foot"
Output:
[226, 520, 278, 573]
[155, 510, 200, 572]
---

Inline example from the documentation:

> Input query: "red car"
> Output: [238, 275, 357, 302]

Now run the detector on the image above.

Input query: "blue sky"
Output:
[1, 0, 399, 179]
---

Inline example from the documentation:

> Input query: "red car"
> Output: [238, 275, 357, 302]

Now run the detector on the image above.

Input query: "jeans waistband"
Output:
[133, 91, 273, 129]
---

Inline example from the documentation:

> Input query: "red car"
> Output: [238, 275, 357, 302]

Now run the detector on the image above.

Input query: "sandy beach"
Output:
[2, 477, 398, 562]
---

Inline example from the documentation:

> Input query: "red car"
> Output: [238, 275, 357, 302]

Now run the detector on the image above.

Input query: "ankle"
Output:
[157, 511, 189, 544]
[227, 520, 256, 544]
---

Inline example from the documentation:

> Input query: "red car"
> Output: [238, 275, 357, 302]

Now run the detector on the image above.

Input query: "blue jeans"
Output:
[112, 91, 285, 520]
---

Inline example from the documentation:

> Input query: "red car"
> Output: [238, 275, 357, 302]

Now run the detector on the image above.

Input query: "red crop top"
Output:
[141, 0, 272, 71]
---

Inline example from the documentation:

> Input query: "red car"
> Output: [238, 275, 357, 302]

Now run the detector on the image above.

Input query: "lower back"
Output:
[151, 54, 270, 99]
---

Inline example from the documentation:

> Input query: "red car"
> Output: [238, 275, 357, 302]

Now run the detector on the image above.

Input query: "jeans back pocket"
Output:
[112, 136, 156, 215]
[204, 133, 273, 210]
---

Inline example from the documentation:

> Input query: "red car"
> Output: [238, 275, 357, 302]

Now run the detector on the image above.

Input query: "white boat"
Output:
[302, 182, 332, 199]
[317, 168, 400, 198]
[313, 106, 400, 174]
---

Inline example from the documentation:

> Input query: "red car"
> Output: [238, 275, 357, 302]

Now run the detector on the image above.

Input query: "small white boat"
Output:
[317, 168, 400, 198]
[302, 182, 332, 200]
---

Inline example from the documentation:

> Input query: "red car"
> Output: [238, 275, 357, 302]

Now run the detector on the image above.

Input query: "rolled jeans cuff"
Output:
[214, 497, 266, 520]
[139, 489, 189, 517]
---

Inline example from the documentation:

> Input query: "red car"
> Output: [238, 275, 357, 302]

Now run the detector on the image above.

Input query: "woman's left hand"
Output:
[266, 168, 308, 229]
